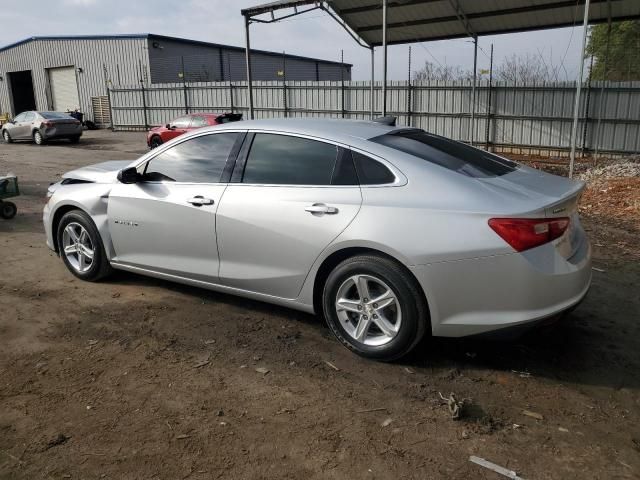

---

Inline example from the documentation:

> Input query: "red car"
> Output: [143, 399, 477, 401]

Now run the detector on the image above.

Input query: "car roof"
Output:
[204, 117, 410, 144]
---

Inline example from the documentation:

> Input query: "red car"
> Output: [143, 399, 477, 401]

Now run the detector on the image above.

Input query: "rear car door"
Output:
[108, 131, 244, 282]
[216, 132, 362, 299]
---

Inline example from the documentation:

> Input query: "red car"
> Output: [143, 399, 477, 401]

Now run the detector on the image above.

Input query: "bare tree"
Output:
[413, 61, 473, 82]
[495, 52, 561, 83]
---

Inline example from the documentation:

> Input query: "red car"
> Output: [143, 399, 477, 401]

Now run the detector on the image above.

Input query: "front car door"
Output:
[9, 112, 29, 139]
[164, 115, 191, 142]
[216, 132, 362, 299]
[108, 131, 244, 283]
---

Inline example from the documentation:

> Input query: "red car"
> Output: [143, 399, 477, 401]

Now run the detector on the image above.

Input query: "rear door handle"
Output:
[305, 203, 339, 215]
[187, 196, 214, 206]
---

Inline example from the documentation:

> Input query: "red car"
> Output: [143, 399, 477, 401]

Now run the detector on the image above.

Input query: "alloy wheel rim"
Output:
[62, 222, 95, 273]
[3, 131, 8, 141]
[35, 132, 42, 144]
[335, 274, 402, 346]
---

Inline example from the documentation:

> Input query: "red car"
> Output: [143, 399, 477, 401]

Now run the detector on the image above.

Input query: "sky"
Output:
[0, 0, 588, 81]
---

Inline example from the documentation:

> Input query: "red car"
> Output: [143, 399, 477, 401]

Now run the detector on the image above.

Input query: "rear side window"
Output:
[23, 112, 35, 121]
[242, 134, 338, 185]
[352, 151, 396, 185]
[144, 132, 240, 183]
[371, 130, 518, 178]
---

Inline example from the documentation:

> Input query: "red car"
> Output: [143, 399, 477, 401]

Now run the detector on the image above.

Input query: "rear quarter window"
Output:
[371, 130, 518, 178]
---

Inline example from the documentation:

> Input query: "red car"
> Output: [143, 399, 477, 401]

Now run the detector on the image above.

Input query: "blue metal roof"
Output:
[0, 33, 352, 67]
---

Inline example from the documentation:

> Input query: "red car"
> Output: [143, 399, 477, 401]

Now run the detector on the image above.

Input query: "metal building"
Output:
[0, 33, 351, 121]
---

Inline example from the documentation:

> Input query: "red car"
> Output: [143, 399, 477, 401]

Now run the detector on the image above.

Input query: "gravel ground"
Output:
[1, 131, 639, 480]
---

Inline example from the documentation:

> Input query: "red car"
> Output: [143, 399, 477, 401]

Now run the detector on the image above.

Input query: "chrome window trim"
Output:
[238, 129, 407, 188]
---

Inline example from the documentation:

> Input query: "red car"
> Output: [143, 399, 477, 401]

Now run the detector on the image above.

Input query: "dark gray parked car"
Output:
[2, 111, 83, 145]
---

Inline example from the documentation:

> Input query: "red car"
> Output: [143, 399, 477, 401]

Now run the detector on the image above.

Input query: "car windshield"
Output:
[370, 130, 518, 178]
[40, 112, 73, 119]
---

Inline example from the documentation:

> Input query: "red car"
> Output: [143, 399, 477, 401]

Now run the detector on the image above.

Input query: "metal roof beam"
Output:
[337, 0, 443, 16]
[447, 0, 476, 38]
[355, 0, 616, 33]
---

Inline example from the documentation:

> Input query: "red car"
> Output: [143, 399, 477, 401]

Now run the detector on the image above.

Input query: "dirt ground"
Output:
[1, 130, 639, 480]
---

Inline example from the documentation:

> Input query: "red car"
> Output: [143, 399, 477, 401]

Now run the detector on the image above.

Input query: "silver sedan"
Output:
[2, 111, 83, 145]
[43, 118, 591, 360]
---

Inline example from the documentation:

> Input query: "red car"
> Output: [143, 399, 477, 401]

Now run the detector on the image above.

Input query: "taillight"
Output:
[488, 217, 570, 252]
[44, 121, 54, 127]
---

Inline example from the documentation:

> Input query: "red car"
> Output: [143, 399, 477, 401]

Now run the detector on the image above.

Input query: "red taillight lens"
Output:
[488, 217, 570, 252]
[44, 121, 54, 127]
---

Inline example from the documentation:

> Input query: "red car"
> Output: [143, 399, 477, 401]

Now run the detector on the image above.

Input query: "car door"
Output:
[10, 112, 29, 139]
[164, 116, 191, 141]
[216, 132, 362, 299]
[108, 131, 244, 282]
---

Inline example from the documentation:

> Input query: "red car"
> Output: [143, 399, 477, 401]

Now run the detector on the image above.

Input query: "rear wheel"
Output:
[0, 201, 17, 219]
[33, 130, 45, 145]
[2, 130, 11, 143]
[322, 254, 428, 361]
[69, 135, 81, 144]
[57, 210, 112, 281]
[150, 135, 163, 149]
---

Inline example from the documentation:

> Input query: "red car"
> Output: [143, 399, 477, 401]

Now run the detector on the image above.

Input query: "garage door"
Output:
[48, 66, 80, 112]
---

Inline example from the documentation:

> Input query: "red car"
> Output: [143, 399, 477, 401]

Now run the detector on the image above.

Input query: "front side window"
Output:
[190, 116, 208, 128]
[371, 130, 518, 178]
[143, 133, 240, 183]
[242, 134, 338, 185]
[170, 116, 191, 129]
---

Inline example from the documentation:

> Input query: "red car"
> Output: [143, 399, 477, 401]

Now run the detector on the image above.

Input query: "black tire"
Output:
[2, 130, 11, 144]
[322, 254, 429, 361]
[33, 130, 46, 145]
[69, 135, 81, 144]
[150, 135, 163, 149]
[0, 201, 17, 219]
[57, 209, 113, 281]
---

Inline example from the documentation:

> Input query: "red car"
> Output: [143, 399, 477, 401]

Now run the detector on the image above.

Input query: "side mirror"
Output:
[165, 123, 170, 129]
[117, 167, 140, 184]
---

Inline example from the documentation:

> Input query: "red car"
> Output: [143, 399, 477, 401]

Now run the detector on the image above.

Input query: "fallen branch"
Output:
[469, 456, 525, 480]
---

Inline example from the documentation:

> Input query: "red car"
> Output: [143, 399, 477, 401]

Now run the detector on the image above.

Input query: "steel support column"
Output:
[470, 35, 478, 145]
[382, 0, 388, 116]
[370, 47, 375, 118]
[569, 0, 591, 178]
[244, 16, 255, 120]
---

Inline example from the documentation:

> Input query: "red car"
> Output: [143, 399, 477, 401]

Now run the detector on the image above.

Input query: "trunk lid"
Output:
[479, 165, 586, 258]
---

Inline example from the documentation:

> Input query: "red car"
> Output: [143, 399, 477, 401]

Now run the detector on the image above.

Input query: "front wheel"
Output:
[322, 254, 429, 361]
[57, 210, 112, 281]
[150, 135, 163, 149]
[0, 201, 17, 219]
[33, 130, 45, 145]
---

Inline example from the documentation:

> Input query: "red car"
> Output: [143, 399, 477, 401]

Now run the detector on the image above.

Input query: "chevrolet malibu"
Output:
[43, 118, 591, 360]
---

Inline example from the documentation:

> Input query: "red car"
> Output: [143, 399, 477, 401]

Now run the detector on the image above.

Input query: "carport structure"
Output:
[241, 0, 640, 177]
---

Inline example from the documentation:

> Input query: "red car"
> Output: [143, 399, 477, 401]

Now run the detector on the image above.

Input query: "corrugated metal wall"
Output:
[147, 37, 351, 83]
[0, 37, 149, 119]
[110, 79, 640, 155]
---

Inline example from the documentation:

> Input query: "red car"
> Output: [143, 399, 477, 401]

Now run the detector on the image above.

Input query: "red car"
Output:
[146, 112, 242, 148]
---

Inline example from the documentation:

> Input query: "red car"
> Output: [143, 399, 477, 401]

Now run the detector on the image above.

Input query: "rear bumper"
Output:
[410, 232, 592, 337]
[43, 126, 83, 139]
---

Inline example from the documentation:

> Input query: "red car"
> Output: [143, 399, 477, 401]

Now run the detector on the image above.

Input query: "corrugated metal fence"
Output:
[109, 80, 640, 155]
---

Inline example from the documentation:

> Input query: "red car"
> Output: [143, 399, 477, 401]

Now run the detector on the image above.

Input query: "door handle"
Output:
[187, 196, 214, 206]
[305, 203, 339, 215]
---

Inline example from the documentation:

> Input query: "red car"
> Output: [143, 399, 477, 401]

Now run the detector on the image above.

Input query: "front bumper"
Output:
[43, 201, 55, 252]
[410, 233, 592, 337]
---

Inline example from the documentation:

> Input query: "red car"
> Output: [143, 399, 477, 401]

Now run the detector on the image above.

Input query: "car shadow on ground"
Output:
[102, 268, 640, 392]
